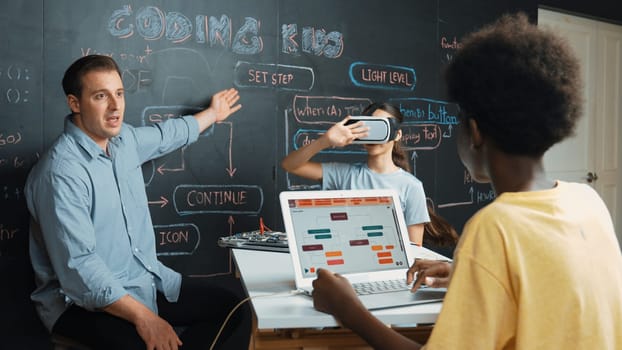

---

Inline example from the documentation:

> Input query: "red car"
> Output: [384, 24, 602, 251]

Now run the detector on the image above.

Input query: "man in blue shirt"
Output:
[25, 55, 248, 349]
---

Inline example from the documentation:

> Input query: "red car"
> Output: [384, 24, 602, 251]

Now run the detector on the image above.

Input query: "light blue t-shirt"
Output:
[25, 115, 199, 331]
[322, 162, 430, 226]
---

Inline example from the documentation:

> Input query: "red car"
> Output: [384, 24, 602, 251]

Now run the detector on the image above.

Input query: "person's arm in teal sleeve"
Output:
[33, 168, 127, 310]
[281, 117, 368, 181]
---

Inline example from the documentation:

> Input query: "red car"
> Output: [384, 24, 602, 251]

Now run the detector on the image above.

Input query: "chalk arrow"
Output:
[148, 196, 169, 208]
[411, 151, 418, 176]
[226, 167, 237, 177]
[437, 186, 474, 208]
[220, 121, 237, 177]
[442, 124, 453, 138]
[157, 148, 186, 175]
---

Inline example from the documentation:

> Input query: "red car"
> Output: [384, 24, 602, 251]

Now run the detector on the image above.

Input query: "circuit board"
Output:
[218, 230, 289, 252]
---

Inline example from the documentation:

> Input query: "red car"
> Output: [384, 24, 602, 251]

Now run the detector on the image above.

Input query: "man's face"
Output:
[67, 69, 125, 150]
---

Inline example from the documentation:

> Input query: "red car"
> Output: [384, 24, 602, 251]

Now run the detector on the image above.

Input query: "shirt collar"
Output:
[64, 114, 123, 159]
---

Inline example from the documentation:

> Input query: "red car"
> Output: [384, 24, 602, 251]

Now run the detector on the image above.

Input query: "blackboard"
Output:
[0, 0, 536, 343]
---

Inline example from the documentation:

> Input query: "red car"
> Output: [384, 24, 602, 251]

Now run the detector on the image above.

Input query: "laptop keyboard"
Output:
[352, 279, 413, 295]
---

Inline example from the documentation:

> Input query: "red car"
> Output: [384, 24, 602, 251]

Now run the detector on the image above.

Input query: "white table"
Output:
[232, 248, 445, 349]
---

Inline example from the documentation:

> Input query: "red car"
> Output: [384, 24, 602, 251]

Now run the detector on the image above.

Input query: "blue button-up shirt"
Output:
[25, 115, 199, 331]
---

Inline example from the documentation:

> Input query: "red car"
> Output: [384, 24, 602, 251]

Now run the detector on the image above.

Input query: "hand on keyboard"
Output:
[407, 259, 452, 291]
[351, 279, 424, 295]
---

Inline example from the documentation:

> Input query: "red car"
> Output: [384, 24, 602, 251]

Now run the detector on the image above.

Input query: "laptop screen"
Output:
[281, 190, 410, 279]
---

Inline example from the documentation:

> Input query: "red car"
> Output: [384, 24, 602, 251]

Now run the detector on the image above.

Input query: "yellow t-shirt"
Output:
[424, 181, 622, 349]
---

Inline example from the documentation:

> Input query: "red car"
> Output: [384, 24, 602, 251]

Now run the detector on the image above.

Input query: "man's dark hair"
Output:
[445, 13, 583, 156]
[62, 55, 122, 98]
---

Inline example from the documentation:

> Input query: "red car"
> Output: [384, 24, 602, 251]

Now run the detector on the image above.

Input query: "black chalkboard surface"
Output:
[0, 0, 536, 344]
[0, 1, 48, 346]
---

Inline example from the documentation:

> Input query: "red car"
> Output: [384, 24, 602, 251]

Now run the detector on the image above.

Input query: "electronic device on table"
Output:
[279, 189, 446, 310]
[218, 230, 289, 252]
[218, 218, 289, 252]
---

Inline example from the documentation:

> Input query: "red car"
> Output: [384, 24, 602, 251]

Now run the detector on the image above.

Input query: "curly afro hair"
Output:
[445, 13, 583, 156]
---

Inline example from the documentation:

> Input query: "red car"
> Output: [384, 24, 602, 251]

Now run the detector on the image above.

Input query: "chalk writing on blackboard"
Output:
[148, 196, 169, 208]
[0, 132, 22, 148]
[292, 96, 372, 123]
[173, 184, 264, 215]
[349, 62, 416, 91]
[281, 24, 344, 58]
[0, 224, 19, 242]
[234, 61, 315, 91]
[287, 95, 374, 156]
[0, 156, 29, 170]
[122, 69, 153, 92]
[400, 124, 443, 150]
[0, 64, 34, 104]
[391, 97, 459, 125]
[107, 5, 264, 54]
[154, 223, 200, 256]
[142, 106, 204, 126]
[440, 34, 464, 64]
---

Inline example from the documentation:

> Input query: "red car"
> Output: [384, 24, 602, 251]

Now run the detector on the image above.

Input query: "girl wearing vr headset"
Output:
[281, 102, 431, 245]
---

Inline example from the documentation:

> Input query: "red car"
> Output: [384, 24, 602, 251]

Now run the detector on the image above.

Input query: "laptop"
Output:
[279, 189, 446, 310]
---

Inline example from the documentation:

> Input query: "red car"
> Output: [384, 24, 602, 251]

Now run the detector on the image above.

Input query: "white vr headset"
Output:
[344, 116, 401, 144]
